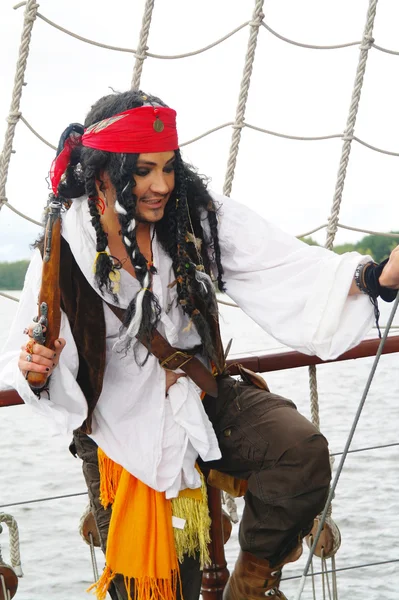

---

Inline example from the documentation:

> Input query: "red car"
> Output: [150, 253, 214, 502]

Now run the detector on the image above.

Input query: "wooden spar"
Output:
[0, 389, 23, 407]
[202, 483, 230, 600]
[1, 334, 398, 408]
[226, 334, 399, 374]
[1, 333, 398, 600]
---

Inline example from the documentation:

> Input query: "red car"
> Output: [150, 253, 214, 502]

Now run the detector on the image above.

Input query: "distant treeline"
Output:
[1, 232, 398, 290]
[300, 232, 399, 263]
[0, 260, 29, 290]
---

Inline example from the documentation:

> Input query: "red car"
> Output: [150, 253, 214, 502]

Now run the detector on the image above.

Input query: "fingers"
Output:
[19, 357, 51, 375]
[53, 338, 66, 363]
[19, 346, 52, 375]
[175, 373, 186, 381]
[165, 370, 187, 393]
[18, 336, 67, 379]
[20, 340, 53, 360]
[25, 323, 46, 338]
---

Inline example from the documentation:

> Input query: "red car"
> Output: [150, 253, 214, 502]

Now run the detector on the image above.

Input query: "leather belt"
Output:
[105, 302, 218, 398]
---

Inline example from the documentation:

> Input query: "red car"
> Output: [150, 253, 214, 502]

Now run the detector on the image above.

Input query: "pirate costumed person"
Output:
[1, 90, 399, 600]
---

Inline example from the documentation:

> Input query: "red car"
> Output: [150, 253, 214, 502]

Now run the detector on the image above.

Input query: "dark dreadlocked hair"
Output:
[44, 90, 225, 364]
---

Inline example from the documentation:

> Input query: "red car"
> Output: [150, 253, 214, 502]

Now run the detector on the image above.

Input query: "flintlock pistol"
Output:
[26, 198, 62, 391]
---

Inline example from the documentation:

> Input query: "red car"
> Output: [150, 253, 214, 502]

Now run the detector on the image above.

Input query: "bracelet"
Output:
[354, 259, 398, 338]
[354, 259, 398, 302]
[364, 258, 398, 303]
[354, 261, 376, 296]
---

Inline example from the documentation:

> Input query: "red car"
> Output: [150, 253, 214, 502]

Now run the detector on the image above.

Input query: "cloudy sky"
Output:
[1, 0, 399, 260]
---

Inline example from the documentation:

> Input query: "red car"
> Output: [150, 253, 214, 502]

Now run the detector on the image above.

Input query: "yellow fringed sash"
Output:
[88, 449, 211, 600]
[172, 466, 211, 568]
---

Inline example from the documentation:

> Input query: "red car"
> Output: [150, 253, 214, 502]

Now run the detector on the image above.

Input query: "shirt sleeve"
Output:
[0, 249, 88, 433]
[212, 193, 375, 360]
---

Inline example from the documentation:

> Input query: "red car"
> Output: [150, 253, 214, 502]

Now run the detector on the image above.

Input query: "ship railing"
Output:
[1, 335, 399, 596]
[1, 333, 399, 407]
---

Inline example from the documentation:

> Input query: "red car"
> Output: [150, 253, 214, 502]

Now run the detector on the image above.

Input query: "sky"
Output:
[1, 0, 399, 260]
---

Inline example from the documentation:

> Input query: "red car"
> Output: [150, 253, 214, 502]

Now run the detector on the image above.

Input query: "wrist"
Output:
[354, 259, 398, 299]
[378, 262, 393, 288]
[360, 259, 397, 302]
[354, 261, 375, 295]
[378, 272, 389, 287]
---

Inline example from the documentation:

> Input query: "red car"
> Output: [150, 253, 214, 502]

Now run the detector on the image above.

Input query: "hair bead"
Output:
[115, 200, 127, 215]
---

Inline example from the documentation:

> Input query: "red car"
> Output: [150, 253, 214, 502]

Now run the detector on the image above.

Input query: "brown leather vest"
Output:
[58, 238, 225, 434]
[59, 238, 106, 433]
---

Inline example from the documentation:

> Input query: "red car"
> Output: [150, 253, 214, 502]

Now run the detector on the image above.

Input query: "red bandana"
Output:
[50, 106, 178, 195]
[50, 133, 82, 195]
[82, 106, 178, 153]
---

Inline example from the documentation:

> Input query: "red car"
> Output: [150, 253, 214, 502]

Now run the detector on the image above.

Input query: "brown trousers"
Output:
[73, 374, 331, 600]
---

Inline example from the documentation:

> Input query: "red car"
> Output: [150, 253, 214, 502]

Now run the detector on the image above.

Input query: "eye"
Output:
[135, 168, 150, 177]
[164, 165, 175, 174]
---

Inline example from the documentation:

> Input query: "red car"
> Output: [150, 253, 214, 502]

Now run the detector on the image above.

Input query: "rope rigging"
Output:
[297, 294, 399, 598]
[0, 515, 22, 578]
[1, 1, 399, 598]
[15, 112, 399, 166]
[0, 438, 397, 512]
[301, 1, 381, 597]
[13, 1, 399, 59]
[0, 0, 38, 222]
[0, 513, 23, 600]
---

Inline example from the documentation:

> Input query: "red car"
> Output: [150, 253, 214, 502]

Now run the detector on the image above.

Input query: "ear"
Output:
[96, 170, 111, 191]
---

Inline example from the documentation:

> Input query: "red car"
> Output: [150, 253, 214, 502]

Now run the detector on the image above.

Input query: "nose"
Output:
[150, 169, 170, 195]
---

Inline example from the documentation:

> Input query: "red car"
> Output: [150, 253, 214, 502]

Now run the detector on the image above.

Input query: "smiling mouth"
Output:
[141, 198, 164, 210]
[141, 198, 164, 207]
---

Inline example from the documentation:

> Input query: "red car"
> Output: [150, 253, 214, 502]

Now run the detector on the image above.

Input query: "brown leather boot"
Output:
[223, 544, 302, 599]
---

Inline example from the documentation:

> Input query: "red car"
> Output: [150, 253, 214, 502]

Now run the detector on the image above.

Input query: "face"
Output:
[132, 151, 175, 222]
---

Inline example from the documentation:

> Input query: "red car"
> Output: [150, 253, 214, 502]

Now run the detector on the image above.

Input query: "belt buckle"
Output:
[160, 351, 193, 371]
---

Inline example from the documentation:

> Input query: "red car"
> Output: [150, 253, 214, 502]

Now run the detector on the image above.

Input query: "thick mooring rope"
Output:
[301, 3, 379, 598]
[0, 513, 23, 577]
[223, 0, 265, 197]
[296, 5, 382, 600]
[130, 0, 155, 90]
[220, 0, 266, 521]
[1, 3, 397, 597]
[308, 0, 378, 434]
[308, 366, 320, 431]
[325, 3, 378, 250]
[0, 0, 38, 216]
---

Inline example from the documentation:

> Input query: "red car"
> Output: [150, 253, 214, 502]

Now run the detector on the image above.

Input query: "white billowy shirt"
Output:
[0, 192, 374, 497]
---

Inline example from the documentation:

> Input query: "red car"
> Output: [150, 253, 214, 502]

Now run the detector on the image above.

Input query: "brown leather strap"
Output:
[105, 302, 218, 398]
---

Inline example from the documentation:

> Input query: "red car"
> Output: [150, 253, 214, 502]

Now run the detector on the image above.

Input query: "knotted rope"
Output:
[308, 0, 378, 460]
[130, 0, 155, 90]
[0, 513, 23, 577]
[218, 0, 265, 523]
[220, 0, 265, 523]
[223, 493, 239, 524]
[0, 0, 38, 217]
[223, 0, 265, 197]
[298, 3, 380, 598]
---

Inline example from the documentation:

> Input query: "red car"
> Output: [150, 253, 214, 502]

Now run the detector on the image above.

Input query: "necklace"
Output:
[111, 227, 156, 271]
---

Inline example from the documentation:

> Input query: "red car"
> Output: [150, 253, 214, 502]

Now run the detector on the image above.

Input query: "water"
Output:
[0, 292, 398, 599]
